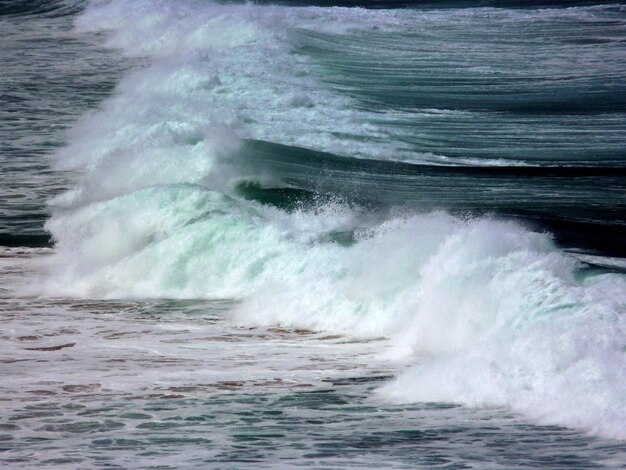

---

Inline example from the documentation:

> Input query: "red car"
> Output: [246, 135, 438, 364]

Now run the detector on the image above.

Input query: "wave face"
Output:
[41, 0, 626, 439]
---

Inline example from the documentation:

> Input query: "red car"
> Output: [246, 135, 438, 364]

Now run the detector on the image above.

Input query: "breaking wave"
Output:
[38, 0, 626, 440]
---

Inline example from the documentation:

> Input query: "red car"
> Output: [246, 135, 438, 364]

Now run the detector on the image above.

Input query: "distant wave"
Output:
[232, 140, 626, 256]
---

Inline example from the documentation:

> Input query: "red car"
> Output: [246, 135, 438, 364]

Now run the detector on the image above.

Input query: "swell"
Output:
[234, 140, 626, 256]
[294, 7, 626, 165]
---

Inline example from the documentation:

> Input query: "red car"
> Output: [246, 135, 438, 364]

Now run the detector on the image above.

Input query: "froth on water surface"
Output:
[2, 254, 625, 468]
[2, 249, 626, 468]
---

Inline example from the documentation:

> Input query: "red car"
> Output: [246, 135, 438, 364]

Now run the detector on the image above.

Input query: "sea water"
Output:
[1, 1, 626, 468]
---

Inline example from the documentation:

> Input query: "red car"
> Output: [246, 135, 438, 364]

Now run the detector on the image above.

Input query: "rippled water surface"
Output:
[3, 251, 626, 469]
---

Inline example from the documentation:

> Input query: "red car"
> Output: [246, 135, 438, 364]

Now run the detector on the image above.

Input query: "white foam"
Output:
[40, 182, 626, 439]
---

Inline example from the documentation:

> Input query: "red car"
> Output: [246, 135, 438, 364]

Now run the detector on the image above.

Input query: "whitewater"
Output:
[2, 0, 625, 468]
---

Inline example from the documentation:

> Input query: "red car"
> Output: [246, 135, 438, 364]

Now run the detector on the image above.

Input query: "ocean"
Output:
[1, 0, 625, 468]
